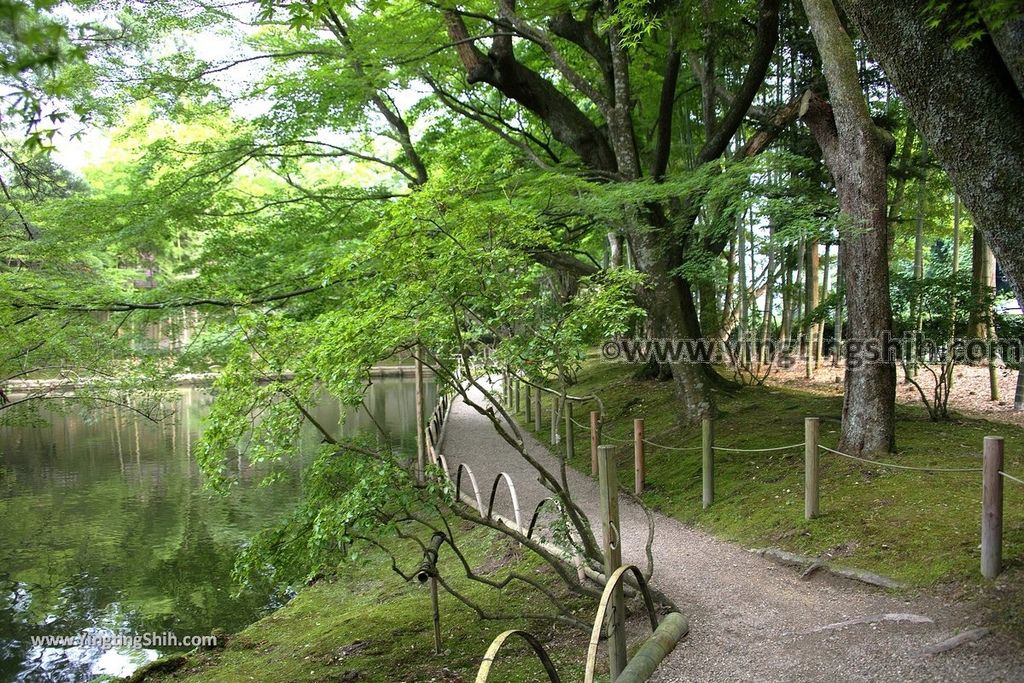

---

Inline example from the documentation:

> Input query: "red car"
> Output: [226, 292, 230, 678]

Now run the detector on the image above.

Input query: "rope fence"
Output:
[496, 374, 1021, 579]
[1000, 470, 1024, 486]
[818, 445, 983, 473]
[712, 443, 804, 453]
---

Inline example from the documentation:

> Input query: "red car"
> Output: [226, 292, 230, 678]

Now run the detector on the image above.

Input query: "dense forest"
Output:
[2, 0, 1024, 680]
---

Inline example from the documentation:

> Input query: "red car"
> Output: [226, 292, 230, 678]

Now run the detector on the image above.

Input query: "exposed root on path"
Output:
[810, 613, 934, 633]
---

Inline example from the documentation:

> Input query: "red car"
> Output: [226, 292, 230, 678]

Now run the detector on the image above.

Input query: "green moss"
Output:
[538, 359, 1024, 588]
[131, 525, 595, 683]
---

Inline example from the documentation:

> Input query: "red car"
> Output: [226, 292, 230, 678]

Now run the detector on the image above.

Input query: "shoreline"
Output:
[3, 365, 432, 394]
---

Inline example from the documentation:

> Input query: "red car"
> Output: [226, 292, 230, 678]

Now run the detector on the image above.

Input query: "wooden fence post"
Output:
[805, 417, 820, 520]
[565, 401, 575, 461]
[514, 379, 521, 414]
[534, 388, 542, 432]
[597, 445, 627, 680]
[634, 418, 645, 495]
[590, 411, 600, 476]
[702, 417, 714, 509]
[982, 436, 1004, 579]
[525, 384, 532, 423]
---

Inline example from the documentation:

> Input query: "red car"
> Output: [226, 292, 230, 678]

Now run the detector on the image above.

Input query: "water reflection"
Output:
[0, 378, 434, 682]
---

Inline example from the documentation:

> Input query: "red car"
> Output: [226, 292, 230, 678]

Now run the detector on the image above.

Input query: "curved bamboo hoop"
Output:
[474, 629, 562, 683]
[455, 463, 485, 515]
[435, 452, 451, 480]
[584, 564, 660, 683]
[486, 471, 523, 532]
[526, 497, 561, 540]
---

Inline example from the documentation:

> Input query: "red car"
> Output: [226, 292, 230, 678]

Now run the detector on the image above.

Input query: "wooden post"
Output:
[565, 401, 575, 460]
[805, 417, 820, 520]
[597, 445, 627, 680]
[534, 387, 542, 432]
[514, 379, 521, 414]
[634, 418, 645, 495]
[981, 436, 1004, 578]
[430, 576, 442, 654]
[525, 384, 532, 423]
[590, 411, 600, 476]
[702, 418, 714, 509]
[415, 349, 426, 484]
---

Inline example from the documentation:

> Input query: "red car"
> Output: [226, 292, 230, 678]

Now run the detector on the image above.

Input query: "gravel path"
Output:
[438, 387, 1024, 682]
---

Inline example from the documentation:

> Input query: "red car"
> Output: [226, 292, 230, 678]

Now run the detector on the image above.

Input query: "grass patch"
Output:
[129, 523, 597, 683]
[526, 358, 1024, 588]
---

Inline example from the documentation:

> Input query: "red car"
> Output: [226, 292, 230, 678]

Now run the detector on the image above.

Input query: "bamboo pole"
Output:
[590, 411, 600, 476]
[614, 612, 689, 683]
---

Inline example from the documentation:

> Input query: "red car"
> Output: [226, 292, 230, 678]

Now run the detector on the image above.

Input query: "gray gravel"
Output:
[438, 387, 1024, 682]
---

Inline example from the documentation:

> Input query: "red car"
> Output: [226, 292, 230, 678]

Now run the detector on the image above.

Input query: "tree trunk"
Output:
[839, 0, 1024, 309]
[699, 279, 720, 341]
[834, 239, 844, 366]
[817, 242, 831, 368]
[760, 223, 777, 365]
[737, 209, 749, 363]
[1015, 366, 1024, 412]
[780, 244, 793, 347]
[909, 141, 927, 379]
[801, 0, 897, 455]
[608, 232, 623, 269]
[805, 239, 820, 377]
[969, 227, 996, 343]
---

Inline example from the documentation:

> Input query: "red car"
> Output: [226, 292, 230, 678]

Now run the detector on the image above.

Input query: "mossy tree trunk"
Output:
[839, 0, 1024, 309]
[800, 0, 897, 455]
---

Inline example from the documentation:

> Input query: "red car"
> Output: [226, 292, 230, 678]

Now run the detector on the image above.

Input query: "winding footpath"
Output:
[439, 387, 1023, 682]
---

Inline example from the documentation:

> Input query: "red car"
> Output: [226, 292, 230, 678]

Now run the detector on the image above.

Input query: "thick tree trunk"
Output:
[630, 234, 714, 416]
[833, 154, 896, 454]
[801, 0, 897, 455]
[840, 0, 1024, 309]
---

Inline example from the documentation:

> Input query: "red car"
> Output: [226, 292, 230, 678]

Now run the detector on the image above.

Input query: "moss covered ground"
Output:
[126, 523, 595, 683]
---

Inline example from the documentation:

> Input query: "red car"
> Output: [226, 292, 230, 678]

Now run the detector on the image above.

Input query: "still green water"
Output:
[0, 378, 434, 682]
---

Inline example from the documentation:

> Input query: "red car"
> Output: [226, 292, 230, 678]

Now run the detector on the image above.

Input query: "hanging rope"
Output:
[818, 445, 983, 473]
[642, 438, 703, 452]
[712, 443, 804, 453]
[1000, 471, 1024, 486]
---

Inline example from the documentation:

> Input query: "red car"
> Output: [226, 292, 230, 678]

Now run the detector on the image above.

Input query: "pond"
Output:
[0, 377, 435, 682]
